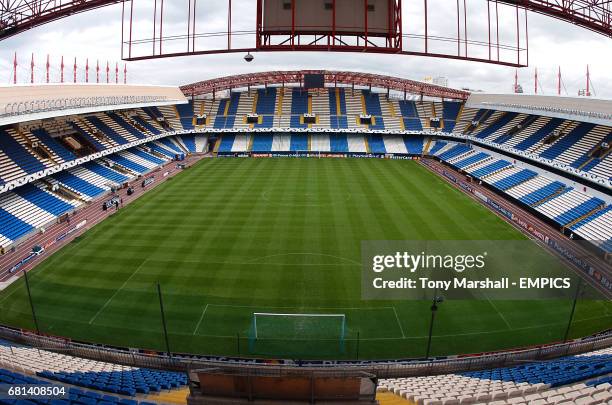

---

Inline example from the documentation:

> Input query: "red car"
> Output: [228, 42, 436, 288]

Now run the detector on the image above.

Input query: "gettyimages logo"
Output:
[372, 251, 488, 273]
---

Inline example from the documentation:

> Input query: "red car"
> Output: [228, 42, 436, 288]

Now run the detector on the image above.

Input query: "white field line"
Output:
[392, 306, 406, 338]
[206, 303, 396, 311]
[88, 258, 148, 325]
[482, 290, 513, 330]
[2, 301, 603, 341]
[192, 304, 209, 335]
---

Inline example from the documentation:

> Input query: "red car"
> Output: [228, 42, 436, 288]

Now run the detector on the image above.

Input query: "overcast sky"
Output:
[1, 0, 610, 98]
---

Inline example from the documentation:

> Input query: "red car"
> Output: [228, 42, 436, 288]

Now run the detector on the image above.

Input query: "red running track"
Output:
[421, 158, 612, 299]
[0, 154, 206, 285]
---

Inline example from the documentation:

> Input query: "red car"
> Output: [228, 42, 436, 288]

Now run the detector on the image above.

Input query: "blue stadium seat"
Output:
[217, 135, 235, 153]
[256, 116, 275, 129]
[330, 116, 348, 129]
[471, 109, 491, 125]
[571, 130, 612, 171]
[159, 138, 183, 153]
[30, 128, 77, 161]
[175, 101, 195, 130]
[256, 88, 277, 114]
[0, 129, 46, 174]
[224, 93, 240, 129]
[148, 143, 177, 158]
[251, 134, 273, 152]
[492, 115, 538, 144]
[52, 171, 105, 198]
[362, 90, 382, 115]
[438, 144, 471, 161]
[2, 368, 172, 405]
[491, 169, 538, 191]
[107, 113, 147, 140]
[403, 117, 422, 131]
[398, 100, 419, 118]
[0, 208, 34, 241]
[38, 368, 188, 397]
[460, 354, 612, 387]
[106, 155, 148, 174]
[571, 205, 612, 232]
[367, 134, 386, 153]
[86, 116, 130, 145]
[14, 184, 74, 216]
[403, 136, 424, 154]
[83, 162, 129, 184]
[428, 141, 447, 155]
[129, 148, 165, 165]
[328, 89, 338, 115]
[213, 99, 228, 129]
[554, 197, 604, 226]
[180, 135, 197, 152]
[474, 112, 517, 139]
[329, 134, 349, 153]
[131, 115, 161, 135]
[290, 134, 308, 151]
[470, 160, 511, 178]
[540, 122, 595, 159]
[143, 106, 164, 121]
[441, 101, 462, 132]
[362, 90, 384, 130]
[69, 122, 107, 152]
[519, 181, 565, 206]
[454, 152, 490, 169]
[291, 89, 308, 129]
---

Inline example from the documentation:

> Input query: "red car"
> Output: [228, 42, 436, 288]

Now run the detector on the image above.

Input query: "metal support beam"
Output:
[180, 70, 470, 100]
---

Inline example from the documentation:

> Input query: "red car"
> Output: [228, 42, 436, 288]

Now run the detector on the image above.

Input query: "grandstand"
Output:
[378, 346, 612, 405]
[0, 78, 609, 272]
[0, 73, 611, 405]
[0, 0, 611, 401]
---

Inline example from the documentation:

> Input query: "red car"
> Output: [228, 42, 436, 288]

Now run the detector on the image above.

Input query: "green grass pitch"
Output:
[0, 158, 610, 359]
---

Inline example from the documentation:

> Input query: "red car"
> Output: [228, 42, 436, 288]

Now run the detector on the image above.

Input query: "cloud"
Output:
[0, 1, 610, 97]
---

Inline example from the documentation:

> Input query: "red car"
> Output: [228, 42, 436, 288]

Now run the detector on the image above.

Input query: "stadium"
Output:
[0, 1, 611, 404]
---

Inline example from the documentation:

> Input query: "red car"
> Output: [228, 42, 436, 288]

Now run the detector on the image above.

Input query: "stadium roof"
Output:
[0, 84, 186, 126]
[467, 93, 612, 127]
[180, 70, 470, 101]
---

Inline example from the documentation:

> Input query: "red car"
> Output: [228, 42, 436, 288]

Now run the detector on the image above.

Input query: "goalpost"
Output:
[248, 313, 347, 357]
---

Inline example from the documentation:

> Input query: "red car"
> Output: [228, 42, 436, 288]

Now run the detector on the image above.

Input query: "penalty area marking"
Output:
[392, 306, 406, 338]
[52, 310, 611, 342]
[192, 303, 209, 335]
[88, 258, 148, 325]
[482, 290, 513, 330]
[195, 303, 406, 339]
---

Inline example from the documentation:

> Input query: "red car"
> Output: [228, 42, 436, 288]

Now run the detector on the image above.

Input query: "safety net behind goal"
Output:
[247, 313, 347, 358]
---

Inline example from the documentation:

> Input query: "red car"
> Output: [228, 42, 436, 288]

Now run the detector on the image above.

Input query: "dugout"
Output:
[187, 366, 377, 404]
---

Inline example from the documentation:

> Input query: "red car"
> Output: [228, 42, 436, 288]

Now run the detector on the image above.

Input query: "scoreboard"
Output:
[261, 0, 394, 35]
[304, 74, 325, 89]
[258, 0, 402, 52]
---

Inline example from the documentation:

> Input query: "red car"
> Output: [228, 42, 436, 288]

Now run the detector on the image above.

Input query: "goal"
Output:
[248, 312, 347, 357]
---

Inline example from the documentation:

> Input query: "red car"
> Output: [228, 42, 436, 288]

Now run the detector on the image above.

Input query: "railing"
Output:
[479, 102, 612, 122]
[1, 96, 178, 118]
[0, 324, 609, 378]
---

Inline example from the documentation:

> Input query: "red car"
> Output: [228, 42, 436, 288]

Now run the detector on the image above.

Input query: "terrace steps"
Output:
[532, 120, 578, 154]
[377, 392, 412, 405]
[75, 117, 114, 149]
[564, 205, 606, 229]
[423, 138, 433, 154]
[8, 128, 57, 167]
[531, 186, 567, 207]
